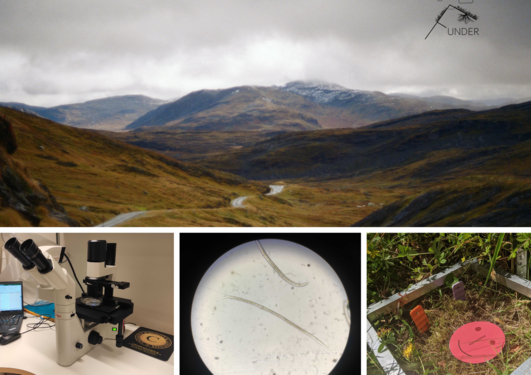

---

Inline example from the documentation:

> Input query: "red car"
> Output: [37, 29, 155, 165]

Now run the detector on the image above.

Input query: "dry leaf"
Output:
[510, 345, 522, 353]
[494, 317, 503, 325]
[438, 361, 446, 369]
[490, 270, 497, 281]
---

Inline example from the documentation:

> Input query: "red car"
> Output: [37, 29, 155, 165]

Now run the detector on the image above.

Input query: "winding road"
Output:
[96, 184, 285, 227]
[95, 211, 147, 227]
[266, 185, 284, 196]
[230, 184, 284, 208]
[231, 196, 249, 208]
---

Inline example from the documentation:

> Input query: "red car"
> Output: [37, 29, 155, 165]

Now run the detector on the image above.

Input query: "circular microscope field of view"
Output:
[191, 239, 350, 375]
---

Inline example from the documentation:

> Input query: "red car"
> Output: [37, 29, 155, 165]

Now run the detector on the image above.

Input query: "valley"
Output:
[2, 80, 530, 227]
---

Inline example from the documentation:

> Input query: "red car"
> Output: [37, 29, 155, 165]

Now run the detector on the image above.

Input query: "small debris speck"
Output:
[220, 340, 223, 344]
[215, 357, 219, 360]
[333, 359, 337, 362]
[307, 264, 310, 267]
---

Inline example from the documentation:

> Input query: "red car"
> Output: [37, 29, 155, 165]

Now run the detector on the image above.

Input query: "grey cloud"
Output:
[0, 0, 529, 106]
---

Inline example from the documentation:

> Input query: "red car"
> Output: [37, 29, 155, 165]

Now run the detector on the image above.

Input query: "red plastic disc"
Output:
[449, 322, 505, 363]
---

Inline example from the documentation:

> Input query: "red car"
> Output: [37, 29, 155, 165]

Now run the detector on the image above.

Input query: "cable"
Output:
[20, 314, 55, 334]
[23, 308, 55, 322]
[0, 232, 12, 244]
[63, 253, 86, 294]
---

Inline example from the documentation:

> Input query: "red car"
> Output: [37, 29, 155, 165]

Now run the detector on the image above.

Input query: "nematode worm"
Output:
[257, 240, 308, 287]
[224, 294, 328, 349]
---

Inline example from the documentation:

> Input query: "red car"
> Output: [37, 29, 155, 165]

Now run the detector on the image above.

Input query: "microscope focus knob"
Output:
[75, 342, 83, 349]
[88, 331, 103, 345]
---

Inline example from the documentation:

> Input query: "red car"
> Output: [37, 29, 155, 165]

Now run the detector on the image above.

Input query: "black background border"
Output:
[179, 232, 361, 374]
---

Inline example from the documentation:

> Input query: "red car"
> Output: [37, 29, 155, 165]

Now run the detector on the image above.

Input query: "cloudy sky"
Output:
[0, 0, 529, 106]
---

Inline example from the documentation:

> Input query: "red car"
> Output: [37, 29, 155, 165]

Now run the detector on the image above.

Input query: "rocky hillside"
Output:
[0, 107, 262, 227]
[0, 115, 79, 226]
[1, 95, 166, 131]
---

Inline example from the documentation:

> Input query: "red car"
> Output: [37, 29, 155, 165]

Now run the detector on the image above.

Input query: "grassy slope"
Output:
[5, 99, 529, 227]
[1, 107, 370, 227]
[105, 130, 276, 162]
[105, 102, 531, 227]
[194, 102, 531, 226]
[119, 182, 382, 227]
[0, 145, 73, 227]
[0, 107, 268, 226]
[199, 103, 530, 181]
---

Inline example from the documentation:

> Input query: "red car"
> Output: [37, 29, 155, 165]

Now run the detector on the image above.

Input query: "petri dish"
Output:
[191, 239, 350, 375]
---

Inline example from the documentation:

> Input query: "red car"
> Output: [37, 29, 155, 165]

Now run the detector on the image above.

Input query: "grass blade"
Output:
[481, 233, 505, 295]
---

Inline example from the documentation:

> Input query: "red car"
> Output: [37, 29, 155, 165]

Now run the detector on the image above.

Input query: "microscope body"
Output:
[3, 238, 133, 367]
[39, 248, 118, 366]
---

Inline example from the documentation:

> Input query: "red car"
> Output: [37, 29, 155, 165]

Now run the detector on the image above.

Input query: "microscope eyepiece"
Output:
[4, 237, 35, 270]
[106, 243, 116, 266]
[20, 239, 53, 274]
[87, 240, 107, 262]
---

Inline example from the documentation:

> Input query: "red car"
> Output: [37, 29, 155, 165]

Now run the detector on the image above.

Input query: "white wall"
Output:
[60, 233, 174, 335]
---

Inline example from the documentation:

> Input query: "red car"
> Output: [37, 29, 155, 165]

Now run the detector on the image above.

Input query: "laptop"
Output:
[0, 281, 24, 334]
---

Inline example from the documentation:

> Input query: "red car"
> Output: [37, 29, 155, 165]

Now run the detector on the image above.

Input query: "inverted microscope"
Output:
[3, 238, 133, 366]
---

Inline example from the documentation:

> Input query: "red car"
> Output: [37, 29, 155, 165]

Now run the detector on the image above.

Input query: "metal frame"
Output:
[367, 258, 531, 374]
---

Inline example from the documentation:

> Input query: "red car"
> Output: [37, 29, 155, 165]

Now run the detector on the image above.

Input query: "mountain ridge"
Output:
[126, 81, 434, 131]
[0, 95, 166, 131]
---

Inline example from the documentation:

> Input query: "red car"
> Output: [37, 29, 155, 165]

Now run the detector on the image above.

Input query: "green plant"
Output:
[481, 233, 505, 295]
[485, 345, 520, 375]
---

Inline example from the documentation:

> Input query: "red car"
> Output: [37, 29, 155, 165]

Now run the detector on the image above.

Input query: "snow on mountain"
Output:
[280, 80, 377, 104]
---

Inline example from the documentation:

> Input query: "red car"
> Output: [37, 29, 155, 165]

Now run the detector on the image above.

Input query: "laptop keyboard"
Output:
[0, 315, 21, 327]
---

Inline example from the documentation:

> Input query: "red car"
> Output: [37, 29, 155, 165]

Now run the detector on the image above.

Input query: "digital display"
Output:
[0, 283, 23, 313]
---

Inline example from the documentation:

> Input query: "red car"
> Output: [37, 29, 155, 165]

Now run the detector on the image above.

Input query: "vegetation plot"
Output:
[368, 233, 531, 375]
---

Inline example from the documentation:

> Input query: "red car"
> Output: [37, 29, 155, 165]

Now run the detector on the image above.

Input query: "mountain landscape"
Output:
[0, 95, 166, 131]
[197, 101, 531, 226]
[0, 105, 371, 227]
[0, 107, 266, 226]
[125, 81, 434, 131]
[1, 80, 530, 227]
[199, 103, 531, 180]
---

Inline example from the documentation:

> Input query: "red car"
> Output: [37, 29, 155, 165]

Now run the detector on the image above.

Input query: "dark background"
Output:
[179, 233, 361, 375]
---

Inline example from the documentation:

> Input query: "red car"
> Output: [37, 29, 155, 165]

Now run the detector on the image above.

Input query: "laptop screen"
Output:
[0, 282, 23, 315]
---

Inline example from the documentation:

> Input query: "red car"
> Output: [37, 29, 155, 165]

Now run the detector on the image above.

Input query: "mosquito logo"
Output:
[426, 4, 478, 39]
